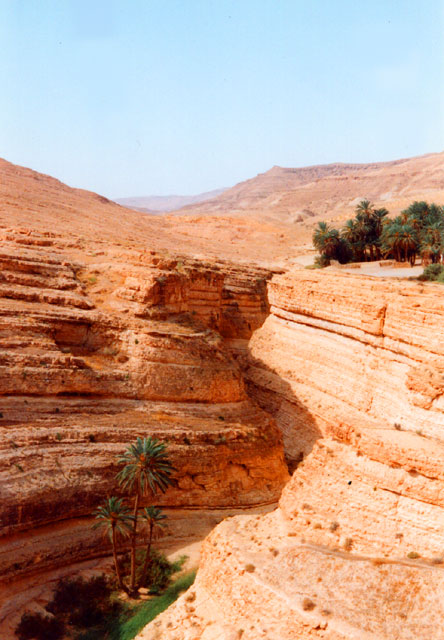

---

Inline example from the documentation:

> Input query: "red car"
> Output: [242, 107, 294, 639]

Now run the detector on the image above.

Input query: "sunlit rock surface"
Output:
[139, 270, 444, 640]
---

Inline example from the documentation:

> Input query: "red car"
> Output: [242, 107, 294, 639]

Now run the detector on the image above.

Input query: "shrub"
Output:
[49, 575, 112, 614]
[314, 254, 330, 268]
[15, 612, 65, 640]
[244, 564, 255, 573]
[418, 263, 444, 281]
[407, 551, 421, 559]
[121, 550, 184, 594]
[45, 574, 118, 631]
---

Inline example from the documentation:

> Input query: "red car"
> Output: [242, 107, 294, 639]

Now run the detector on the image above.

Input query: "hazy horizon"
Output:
[1, 0, 443, 199]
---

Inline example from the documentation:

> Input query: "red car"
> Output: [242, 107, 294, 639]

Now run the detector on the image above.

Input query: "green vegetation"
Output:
[114, 436, 175, 595]
[418, 263, 444, 282]
[313, 199, 444, 267]
[104, 571, 196, 640]
[16, 437, 180, 639]
[93, 497, 134, 592]
[15, 570, 195, 640]
[120, 549, 186, 595]
[15, 612, 65, 640]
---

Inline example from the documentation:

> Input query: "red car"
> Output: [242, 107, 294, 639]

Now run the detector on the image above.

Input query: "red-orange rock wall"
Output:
[0, 231, 288, 580]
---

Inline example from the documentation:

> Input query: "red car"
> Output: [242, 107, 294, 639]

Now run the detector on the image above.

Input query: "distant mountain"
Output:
[115, 188, 226, 213]
[173, 152, 444, 223]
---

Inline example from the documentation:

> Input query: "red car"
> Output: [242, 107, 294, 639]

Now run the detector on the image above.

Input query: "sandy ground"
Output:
[331, 262, 424, 278]
[294, 254, 425, 279]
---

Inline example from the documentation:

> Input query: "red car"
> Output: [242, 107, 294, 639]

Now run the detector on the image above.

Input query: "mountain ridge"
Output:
[172, 150, 444, 223]
[115, 188, 226, 213]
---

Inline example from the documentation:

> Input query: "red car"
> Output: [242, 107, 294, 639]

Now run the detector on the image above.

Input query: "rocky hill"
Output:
[173, 151, 444, 225]
[0, 157, 302, 268]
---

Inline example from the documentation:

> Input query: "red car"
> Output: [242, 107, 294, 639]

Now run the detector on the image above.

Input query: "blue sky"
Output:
[1, 1, 443, 198]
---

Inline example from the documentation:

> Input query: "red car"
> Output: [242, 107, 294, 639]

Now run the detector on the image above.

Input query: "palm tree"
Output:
[93, 497, 133, 593]
[117, 437, 175, 594]
[399, 223, 419, 264]
[355, 199, 374, 220]
[372, 208, 389, 258]
[372, 208, 389, 234]
[380, 219, 403, 261]
[138, 506, 167, 588]
[342, 219, 358, 243]
[313, 221, 330, 254]
[420, 222, 444, 264]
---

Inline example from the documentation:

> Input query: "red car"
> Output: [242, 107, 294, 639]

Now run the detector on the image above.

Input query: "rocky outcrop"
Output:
[0, 230, 288, 580]
[140, 270, 444, 640]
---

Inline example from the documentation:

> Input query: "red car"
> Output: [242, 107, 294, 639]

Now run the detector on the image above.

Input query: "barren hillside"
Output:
[0, 158, 302, 267]
[173, 151, 444, 226]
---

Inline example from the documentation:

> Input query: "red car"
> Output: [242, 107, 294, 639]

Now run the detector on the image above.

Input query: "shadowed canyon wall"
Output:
[139, 270, 444, 640]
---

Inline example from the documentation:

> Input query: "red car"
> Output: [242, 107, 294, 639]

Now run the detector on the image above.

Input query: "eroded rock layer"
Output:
[140, 270, 444, 640]
[0, 230, 289, 579]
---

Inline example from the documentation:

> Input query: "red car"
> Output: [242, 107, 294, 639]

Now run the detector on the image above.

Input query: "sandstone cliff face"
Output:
[140, 270, 444, 640]
[0, 229, 288, 580]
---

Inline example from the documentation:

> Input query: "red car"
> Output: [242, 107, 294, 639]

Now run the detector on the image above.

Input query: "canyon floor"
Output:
[1, 155, 444, 640]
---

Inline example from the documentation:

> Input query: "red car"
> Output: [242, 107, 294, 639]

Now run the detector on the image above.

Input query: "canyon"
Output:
[0, 228, 290, 582]
[2, 156, 444, 639]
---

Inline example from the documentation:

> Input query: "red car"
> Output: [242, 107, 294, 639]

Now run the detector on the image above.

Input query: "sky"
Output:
[1, 0, 443, 198]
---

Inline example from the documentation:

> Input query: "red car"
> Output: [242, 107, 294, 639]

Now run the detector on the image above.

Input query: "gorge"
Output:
[2, 158, 444, 639]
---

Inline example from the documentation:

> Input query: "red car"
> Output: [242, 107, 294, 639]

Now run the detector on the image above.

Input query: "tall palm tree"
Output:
[380, 219, 403, 261]
[138, 506, 167, 589]
[398, 223, 419, 264]
[93, 497, 133, 593]
[313, 221, 330, 255]
[372, 208, 389, 258]
[420, 222, 444, 264]
[372, 208, 389, 234]
[341, 219, 363, 261]
[355, 199, 374, 218]
[117, 437, 175, 594]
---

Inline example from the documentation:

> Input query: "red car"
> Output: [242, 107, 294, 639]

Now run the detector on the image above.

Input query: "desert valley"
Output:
[1, 151, 444, 639]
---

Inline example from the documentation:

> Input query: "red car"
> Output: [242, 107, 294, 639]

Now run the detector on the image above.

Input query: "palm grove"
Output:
[94, 436, 175, 598]
[313, 200, 444, 267]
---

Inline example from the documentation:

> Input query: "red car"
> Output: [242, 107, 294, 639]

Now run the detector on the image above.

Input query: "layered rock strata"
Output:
[140, 270, 444, 640]
[0, 230, 288, 580]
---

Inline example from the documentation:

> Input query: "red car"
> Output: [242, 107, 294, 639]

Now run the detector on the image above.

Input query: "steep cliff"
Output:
[140, 270, 444, 640]
[0, 229, 289, 580]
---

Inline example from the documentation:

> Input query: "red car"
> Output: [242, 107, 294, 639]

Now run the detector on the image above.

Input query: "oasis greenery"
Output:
[94, 436, 175, 597]
[313, 200, 444, 267]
